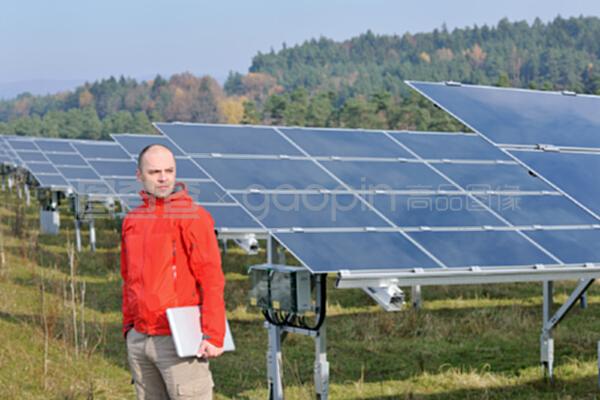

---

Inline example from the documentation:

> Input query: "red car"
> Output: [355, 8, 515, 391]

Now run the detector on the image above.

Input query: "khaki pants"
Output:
[126, 328, 214, 400]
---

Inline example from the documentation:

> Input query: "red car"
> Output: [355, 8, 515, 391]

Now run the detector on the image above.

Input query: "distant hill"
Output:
[0, 79, 86, 100]
[236, 16, 600, 99]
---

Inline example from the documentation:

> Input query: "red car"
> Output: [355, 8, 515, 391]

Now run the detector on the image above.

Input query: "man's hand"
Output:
[197, 340, 224, 359]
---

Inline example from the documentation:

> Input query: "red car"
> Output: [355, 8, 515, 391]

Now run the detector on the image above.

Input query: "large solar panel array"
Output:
[406, 81, 600, 269]
[0, 134, 261, 232]
[154, 123, 600, 274]
[2, 97, 600, 280]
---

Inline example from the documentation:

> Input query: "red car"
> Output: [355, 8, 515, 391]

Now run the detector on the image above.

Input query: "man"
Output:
[121, 144, 225, 399]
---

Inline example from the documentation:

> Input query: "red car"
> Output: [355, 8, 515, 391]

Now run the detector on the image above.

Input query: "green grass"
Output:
[1, 187, 600, 399]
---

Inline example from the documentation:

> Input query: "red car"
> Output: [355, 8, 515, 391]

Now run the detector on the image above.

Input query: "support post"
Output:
[541, 281, 554, 379]
[267, 323, 283, 400]
[89, 219, 96, 252]
[541, 279, 595, 380]
[580, 279, 588, 309]
[24, 183, 30, 206]
[74, 219, 82, 253]
[411, 285, 422, 309]
[314, 274, 329, 400]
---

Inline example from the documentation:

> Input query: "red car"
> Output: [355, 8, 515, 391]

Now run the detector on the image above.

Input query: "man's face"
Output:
[136, 146, 176, 198]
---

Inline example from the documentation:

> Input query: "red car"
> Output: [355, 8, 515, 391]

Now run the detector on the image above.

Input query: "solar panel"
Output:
[26, 162, 59, 174]
[35, 139, 76, 153]
[406, 81, 600, 148]
[110, 133, 185, 157]
[232, 192, 390, 228]
[320, 160, 450, 191]
[16, 151, 47, 162]
[35, 174, 70, 188]
[408, 230, 556, 268]
[172, 158, 209, 180]
[71, 142, 130, 160]
[473, 194, 598, 226]
[390, 131, 511, 161]
[6, 138, 37, 151]
[202, 204, 262, 230]
[184, 181, 229, 203]
[87, 160, 137, 177]
[57, 166, 101, 180]
[280, 127, 414, 158]
[44, 153, 88, 166]
[274, 231, 440, 272]
[155, 123, 303, 156]
[156, 122, 595, 276]
[526, 229, 600, 263]
[508, 150, 600, 217]
[193, 158, 341, 191]
[434, 163, 553, 192]
[103, 177, 141, 195]
[369, 194, 505, 227]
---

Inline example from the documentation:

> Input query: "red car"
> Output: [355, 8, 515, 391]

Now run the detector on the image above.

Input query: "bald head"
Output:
[137, 144, 175, 169]
[136, 144, 177, 198]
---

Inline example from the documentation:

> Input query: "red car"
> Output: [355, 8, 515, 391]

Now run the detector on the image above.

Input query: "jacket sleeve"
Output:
[121, 220, 134, 338]
[184, 210, 226, 348]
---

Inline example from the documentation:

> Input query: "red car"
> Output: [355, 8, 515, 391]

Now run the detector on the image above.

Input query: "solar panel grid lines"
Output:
[405, 81, 600, 224]
[270, 126, 449, 270]
[150, 126, 268, 232]
[28, 137, 114, 196]
[381, 130, 565, 265]
[156, 122, 600, 273]
[3, 137, 74, 190]
[110, 133, 246, 214]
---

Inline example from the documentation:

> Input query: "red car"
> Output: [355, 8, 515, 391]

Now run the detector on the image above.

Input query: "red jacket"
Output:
[120, 183, 226, 347]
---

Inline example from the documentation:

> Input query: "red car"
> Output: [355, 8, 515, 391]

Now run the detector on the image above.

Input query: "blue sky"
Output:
[2, 0, 600, 85]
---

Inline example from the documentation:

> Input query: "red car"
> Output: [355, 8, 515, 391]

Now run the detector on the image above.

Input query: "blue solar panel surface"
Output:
[157, 122, 600, 273]
[407, 81, 600, 148]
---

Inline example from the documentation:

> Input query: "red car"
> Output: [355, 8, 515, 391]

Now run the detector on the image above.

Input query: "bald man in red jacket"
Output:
[121, 144, 225, 400]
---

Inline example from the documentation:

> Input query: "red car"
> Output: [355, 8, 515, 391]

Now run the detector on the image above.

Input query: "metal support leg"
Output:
[16, 184, 22, 199]
[89, 219, 96, 252]
[314, 274, 329, 399]
[541, 279, 595, 381]
[276, 243, 287, 265]
[411, 285, 422, 309]
[24, 183, 30, 206]
[222, 239, 228, 255]
[267, 323, 284, 400]
[580, 279, 588, 309]
[7, 176, 13, 190]
[541, 281, 554, 379]
[74, 219, 82, 253]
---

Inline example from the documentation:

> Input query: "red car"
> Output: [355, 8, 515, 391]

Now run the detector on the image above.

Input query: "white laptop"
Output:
[166, 305, 235, 358]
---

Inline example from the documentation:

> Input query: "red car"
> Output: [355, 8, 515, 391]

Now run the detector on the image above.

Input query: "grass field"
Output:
[1, 187, 600, 399]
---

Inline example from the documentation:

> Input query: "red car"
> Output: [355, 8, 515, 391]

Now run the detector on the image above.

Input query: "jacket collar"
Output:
[139, 182, 190, 208]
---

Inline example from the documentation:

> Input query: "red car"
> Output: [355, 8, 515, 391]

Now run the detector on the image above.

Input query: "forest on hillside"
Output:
[2, 16, 600, 139]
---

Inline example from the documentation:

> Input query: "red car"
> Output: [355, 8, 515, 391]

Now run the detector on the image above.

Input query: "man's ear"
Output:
[135, 168, 142, 182]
